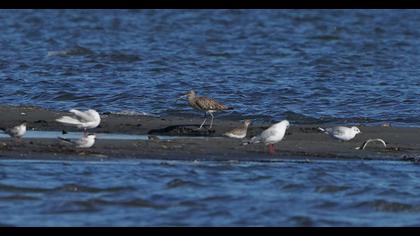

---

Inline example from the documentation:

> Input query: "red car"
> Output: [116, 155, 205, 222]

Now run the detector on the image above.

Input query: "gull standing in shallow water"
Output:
[0, 122, 27, 140]
[224, 119, 252, 139]
[56, 109, 101, 136]
[243, 120, 290, 155]
[318, 126, 361, 141]
[58, 133, 96, 148]
[178, 90, 233, 129]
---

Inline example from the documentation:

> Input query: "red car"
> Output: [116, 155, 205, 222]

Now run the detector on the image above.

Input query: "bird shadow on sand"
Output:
[148, 125, 216, 136]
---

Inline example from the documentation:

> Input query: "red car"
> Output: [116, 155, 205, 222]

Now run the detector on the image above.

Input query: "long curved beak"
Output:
[176, 94, 187, 101]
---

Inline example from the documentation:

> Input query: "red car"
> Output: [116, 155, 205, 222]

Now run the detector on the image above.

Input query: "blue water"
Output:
[1, 10, 420, 227]
[0, 159, 420, 226]
[1, 10, 420, 125]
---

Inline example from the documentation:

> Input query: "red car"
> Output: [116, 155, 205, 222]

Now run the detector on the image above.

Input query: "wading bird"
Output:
[178, 90, 233, 129]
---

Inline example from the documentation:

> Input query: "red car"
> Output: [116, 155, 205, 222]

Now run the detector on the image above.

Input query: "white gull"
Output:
[243, 120, 290, 154]
[56, 109, 101, 135]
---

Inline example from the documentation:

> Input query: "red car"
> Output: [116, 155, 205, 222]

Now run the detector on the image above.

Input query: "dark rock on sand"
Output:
[148, 125, 216, 136]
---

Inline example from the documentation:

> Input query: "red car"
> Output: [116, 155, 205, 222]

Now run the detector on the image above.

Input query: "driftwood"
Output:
[355, 138, 387, 150]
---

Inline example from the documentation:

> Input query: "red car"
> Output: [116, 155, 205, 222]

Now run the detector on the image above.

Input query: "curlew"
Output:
[178, 90, 233, 129]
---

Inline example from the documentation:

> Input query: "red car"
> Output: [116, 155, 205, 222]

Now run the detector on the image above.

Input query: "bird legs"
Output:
[209, 112, 214, 129]
[15, 137, 22, 144]
[268, 144, 276, 155]
[198, 113, 208, 129]
[198, 112, 215, 130]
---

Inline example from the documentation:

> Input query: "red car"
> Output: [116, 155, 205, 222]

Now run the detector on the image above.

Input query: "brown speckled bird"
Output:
[178, 90, 233, 129]
[224, 119, 252, 139]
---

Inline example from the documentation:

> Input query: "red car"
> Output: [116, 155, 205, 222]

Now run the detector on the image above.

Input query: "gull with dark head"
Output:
[56, 109, 101, 136]
[243, 120, 290, 155]
[318, 126, 361, 141]
[178, 90, 233, 129]
[224, 119, 252, 139]
[0, 122, 27, 140]
[58, 133, 96, 148]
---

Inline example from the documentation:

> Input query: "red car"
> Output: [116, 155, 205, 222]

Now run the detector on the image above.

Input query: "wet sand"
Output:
[1, 105, 420, 162]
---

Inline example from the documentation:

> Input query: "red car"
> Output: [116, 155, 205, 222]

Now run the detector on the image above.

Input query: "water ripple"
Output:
[354, 200, 420, 212]
[0, 10, 420, 125]
[0, 159, 420, 226]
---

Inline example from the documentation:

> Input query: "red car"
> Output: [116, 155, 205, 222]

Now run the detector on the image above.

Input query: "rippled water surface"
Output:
[0, 159, 420, 226]
[2, 10, 420, 227]
[1, 10, 420, 125]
